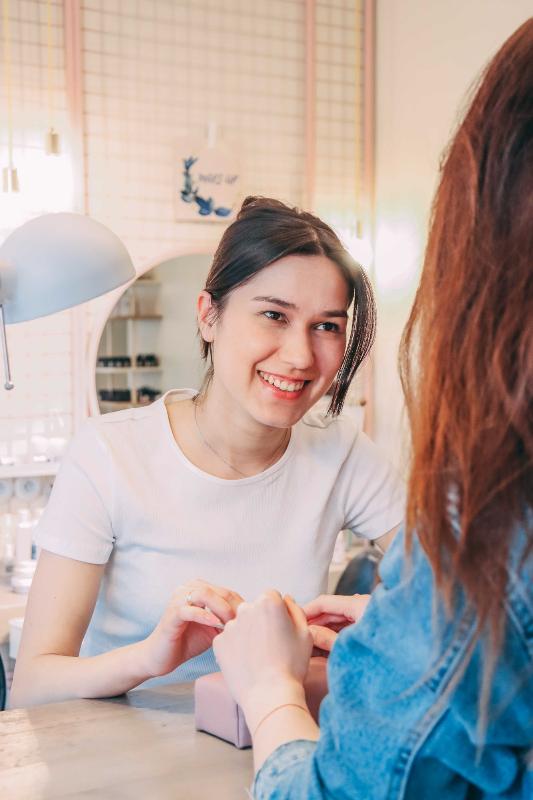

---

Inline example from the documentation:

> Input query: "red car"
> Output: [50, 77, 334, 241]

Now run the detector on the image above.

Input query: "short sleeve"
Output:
[35, 419, 115, 564]
[341, 430, 405, 540]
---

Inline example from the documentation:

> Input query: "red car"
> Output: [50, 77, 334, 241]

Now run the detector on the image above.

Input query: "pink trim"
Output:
[304, 0, 316, 211]
[362, 0, 376, 437]
[63, 0, 87, 215]
[63, 1, 90, 429]
[363, 0, 376, 242]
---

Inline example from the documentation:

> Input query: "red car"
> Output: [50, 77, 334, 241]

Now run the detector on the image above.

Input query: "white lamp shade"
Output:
[0, 213, 136, 324]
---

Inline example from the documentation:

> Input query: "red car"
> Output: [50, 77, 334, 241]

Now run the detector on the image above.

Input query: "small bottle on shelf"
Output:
[14, 508, 35, 564]
[0, 512, 16, 575]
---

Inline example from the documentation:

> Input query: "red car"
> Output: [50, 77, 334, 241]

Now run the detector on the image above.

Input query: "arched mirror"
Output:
[89, 252, 213, 415]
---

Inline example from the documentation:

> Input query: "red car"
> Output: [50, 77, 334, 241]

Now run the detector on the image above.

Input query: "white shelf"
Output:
[0, 462, 60, 480]
[99, 400, 154, 413]
[108, 315, 162, 321]
[96, 366, 162, 374]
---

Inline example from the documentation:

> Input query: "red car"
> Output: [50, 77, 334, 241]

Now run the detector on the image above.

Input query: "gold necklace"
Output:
[193, 401, 289, 478]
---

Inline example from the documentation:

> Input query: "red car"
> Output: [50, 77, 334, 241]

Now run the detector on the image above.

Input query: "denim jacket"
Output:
[255, 528, 533, 799]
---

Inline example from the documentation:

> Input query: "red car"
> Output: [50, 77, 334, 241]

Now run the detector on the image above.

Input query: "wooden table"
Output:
[0, 683, 254, 799]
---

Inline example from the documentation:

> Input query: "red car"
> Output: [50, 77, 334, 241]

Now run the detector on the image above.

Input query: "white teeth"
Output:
[259, 371, 305, 393]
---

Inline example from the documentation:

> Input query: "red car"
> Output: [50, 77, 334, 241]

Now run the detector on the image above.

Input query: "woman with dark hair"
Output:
[11, 198, 403, 707]
[213, 19, 533, 798]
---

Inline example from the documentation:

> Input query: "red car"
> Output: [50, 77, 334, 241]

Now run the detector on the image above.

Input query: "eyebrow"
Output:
[252, 296, 348, 319]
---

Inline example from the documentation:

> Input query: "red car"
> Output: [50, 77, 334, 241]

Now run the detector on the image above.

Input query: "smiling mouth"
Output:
[257, 370, 309, 393]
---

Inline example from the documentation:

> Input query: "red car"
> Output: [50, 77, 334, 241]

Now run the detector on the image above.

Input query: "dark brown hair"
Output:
[400, 20, 533, 648]
[200, 196, 376, 415]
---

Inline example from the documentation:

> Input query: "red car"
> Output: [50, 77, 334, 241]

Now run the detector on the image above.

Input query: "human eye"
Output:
[262, 310, 285, 322]
[315, 321, 341, 333]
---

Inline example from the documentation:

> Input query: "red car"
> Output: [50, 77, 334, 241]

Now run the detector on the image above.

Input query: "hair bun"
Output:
[237, 196, 297, 220]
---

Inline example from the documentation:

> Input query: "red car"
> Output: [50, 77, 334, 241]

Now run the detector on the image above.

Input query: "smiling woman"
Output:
[197, 197, 375, 417]
[10, 197, 404, 709]
[194, 253, 350, 436]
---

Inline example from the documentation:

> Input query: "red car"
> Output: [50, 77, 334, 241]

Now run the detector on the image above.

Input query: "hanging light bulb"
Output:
[45, 127, 61, 156]
[44, 0, 61, 156]
[2, 166, 19, 193]
[2, 0, 19, 192]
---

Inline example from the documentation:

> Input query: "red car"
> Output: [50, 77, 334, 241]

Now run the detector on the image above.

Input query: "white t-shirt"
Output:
[36, 389, 404, 683]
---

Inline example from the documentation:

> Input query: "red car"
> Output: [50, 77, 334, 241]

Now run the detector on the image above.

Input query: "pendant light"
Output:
[44, 0, 60, 155]
[1, 0, 19, 192]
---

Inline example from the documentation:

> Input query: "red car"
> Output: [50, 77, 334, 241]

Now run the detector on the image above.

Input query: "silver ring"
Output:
[185, 591, 194, 605]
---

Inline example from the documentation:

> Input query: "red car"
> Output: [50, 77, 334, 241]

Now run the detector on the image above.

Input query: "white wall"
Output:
[372, 0, 532, 473]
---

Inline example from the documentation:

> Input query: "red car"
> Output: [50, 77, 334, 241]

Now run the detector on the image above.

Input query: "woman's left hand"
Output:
[303, 593, 371, 653]
[213, 591, 313, 726]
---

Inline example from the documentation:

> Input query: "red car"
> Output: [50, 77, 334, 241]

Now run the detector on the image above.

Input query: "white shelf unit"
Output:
[108, 315, 163, 321]
[0, 462, 60, 480]
[96, 282, 162, 411]
[98, 400, 153, 414]
[96, 367, 163, 375]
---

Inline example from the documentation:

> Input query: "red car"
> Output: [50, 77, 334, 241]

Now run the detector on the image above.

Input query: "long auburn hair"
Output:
[400, 19, 533, 646]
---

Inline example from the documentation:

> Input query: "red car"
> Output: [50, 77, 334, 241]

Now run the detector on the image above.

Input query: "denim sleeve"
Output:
[253, 529, 532, 800]
[254, 740, 319, 800]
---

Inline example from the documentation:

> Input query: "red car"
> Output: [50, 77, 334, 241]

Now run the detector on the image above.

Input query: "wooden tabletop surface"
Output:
[0, 683, 254, 799]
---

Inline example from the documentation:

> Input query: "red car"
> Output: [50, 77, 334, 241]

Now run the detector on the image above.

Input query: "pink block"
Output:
[194, 657, 328, 749]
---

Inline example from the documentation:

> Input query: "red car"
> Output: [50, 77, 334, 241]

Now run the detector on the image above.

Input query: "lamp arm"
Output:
[0, 305, 14, 390]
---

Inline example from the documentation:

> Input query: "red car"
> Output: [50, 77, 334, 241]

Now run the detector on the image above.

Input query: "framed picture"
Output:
[175, 143, 241, 222]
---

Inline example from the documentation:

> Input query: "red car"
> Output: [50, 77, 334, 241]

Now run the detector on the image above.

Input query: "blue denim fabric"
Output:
[254, 528, 533, 799]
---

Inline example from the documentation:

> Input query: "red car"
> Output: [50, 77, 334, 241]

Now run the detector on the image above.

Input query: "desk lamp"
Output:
[0, 213, 135, 389]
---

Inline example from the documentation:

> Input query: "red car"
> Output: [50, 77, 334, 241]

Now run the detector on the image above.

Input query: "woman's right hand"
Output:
[142, 579, 244, 678]
[302, 593, 371, 653]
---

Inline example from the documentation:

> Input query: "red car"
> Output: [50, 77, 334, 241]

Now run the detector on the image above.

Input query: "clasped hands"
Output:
[142, 578, 370, 718]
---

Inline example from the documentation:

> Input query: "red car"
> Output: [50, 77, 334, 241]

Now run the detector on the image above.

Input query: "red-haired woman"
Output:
[214, 19, 533, 799]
